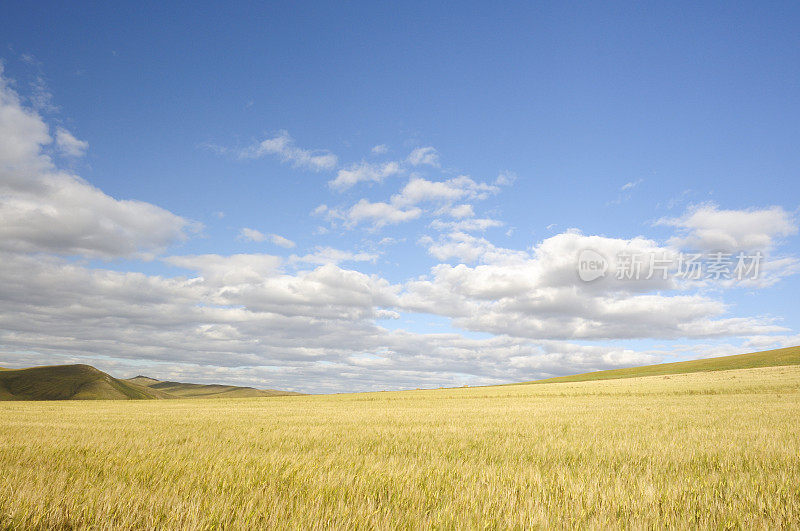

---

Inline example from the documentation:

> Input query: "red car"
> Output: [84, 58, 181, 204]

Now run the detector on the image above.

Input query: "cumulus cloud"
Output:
[0, 70, 195, 259]
[289, 246, 378, 265]
[318, 169, 506, 232]
[1, 67, 797, 394]
[346, 199, 423, 229]
[238, 130, 337, 171]
[407, 146, 439, 167]
[54, 127, 88, 157]
[495, 171, 516, 186]
[238, 228, 295, 248]
[0, 231, 792, 393]
[405, 230, 785, 341]
[165, 253, 283, 284]
[392, 175, 499, 206]
[1, 248, 752, 393]
[238, 227, 266, 242]
[430, 217, 503, 232]
[269, 233, 296, 248]
[329, 160, 402, 190]
[438, 203, 475, 219]
[659, 203, 797, 252]
[420, 232, 522, 264]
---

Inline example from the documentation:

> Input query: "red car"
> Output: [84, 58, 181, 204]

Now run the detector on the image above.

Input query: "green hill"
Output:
[528, 345, 800, 385]
[0, 365, 167, 401]
[125, 376, 304, 398]
[0, 365, 303, 401]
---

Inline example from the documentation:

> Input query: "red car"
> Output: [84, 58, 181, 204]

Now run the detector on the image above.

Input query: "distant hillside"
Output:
[125, 376, 303, 399]
[529, 345, 800, 385]
[0, 365, 167, 401]
[0, 364, 303, 401]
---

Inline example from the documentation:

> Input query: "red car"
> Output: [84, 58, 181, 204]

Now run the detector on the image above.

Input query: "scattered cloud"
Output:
[392, 176, 499, 207]
[1, 67, 798, 393]
[238, 228, 266, 242]
[430, 218, 503, 232]
[371, 144, 388, 155]
[621, 179, 643, 191]
[659, 203, 797, 252]
[0, 70, 196, 259]
[239, 228, 296, 248]
[237, 130, 337, 171]
[436, 203, 475, 219]
[406, 230, 785, 340]
[269, 233, 296, 248]
[54, 127, 88, 157]
[608, 178, 644, 205]
[407, 146, 439, 167]
[495, 171, 516, 186]
[345, 199, 423, 229]
[329, 161, 402, 191]
[290, 246, 378, 265]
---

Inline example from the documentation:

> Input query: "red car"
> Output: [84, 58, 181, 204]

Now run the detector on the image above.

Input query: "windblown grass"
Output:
[1, 365, 799, 528]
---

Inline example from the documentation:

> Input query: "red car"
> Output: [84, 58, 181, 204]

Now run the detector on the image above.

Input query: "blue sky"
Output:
[1, 1, 799, 392]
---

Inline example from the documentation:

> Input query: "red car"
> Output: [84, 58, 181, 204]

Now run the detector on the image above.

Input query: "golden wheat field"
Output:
[1, 365, 799, 529]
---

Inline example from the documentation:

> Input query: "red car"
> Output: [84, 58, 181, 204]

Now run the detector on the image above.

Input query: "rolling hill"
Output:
[125, 376, 304, 398]
[0, 364, 302, 401]
[0, 365, 168, 401]
[528, 345, 800, 385]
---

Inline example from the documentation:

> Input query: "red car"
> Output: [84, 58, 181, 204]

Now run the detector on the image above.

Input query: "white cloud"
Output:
[439, 204, 475, 219]
[165, 253, 283, 284]
[371, 144, 388, 155]
[318, 172, 507, 233]
[660, 203, 797, 252]
[3, 65, 798, 395]
[621, 179, 643, 191]
[495, 171, 516, 186]
[420, 231, 526, 264]
[238, 227, 266, 242]
[407, 146, 439, 167]
[0, 249, 708, 393]
[329, 160, 401, 190]
[290, 246, 378, 265]
[54, 127, 88, 157]
[430, 217, 503, 232]
[269, 233, 296, 248]
[0, 68, 195, 259]
[238, 229, 295, 248]
[346, 199, 422, 229]
[405, 230, 786, 341]
[238, 130, 337, 171]
[392, 175, 499, 207]
[0, 67, 51, 173]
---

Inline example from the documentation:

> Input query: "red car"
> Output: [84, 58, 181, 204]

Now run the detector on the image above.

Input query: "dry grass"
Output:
[1, 365, 799, 528]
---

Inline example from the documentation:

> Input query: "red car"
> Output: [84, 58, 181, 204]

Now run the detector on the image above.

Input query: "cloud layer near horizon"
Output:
[1, 67, 798, 393]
